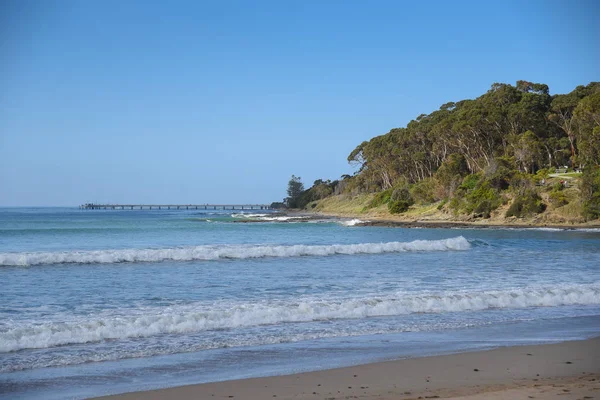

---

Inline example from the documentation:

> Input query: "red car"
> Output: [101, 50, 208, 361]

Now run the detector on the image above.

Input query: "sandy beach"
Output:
[94, 337, 600, 400]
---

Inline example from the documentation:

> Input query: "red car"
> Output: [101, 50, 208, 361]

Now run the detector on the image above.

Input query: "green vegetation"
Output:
[270, 201, 286, 209]
[365, 188, 393, 210]
[581, 167, 600, 220]
[446, 171, 506, 218]
[388, 200, 408, 214]
[506, 190, 546, 218]
[284, 176, 339, 209]
[387, 185, 414, 214]
[287, 81, 600, 221]
[548, 189, 569, 207]
[285, 175, 305, 208]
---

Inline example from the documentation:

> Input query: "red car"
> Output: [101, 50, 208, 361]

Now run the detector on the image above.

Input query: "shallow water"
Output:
[0, 208, 599, 399]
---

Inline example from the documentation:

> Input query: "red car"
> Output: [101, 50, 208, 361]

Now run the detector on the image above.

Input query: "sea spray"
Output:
[340, 219, 367, 226]
[0, 236, 471, 266]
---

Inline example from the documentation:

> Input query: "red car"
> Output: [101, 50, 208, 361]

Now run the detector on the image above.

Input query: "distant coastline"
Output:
[282, 81, 600, 226]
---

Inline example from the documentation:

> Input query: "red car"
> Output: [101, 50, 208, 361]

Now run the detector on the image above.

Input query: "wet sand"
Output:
[94, 337, 600, 400]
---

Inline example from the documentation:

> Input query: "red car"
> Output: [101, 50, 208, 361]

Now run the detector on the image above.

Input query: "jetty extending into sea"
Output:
[80, 203, 271, 210]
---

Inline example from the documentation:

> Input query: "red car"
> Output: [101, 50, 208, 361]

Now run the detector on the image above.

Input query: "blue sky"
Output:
[1, 0, 598, 206]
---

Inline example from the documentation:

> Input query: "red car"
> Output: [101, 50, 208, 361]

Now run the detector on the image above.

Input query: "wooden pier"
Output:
[80, 203, 271, 210]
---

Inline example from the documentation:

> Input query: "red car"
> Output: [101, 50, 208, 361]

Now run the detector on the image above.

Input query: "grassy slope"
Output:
[307, 176, 599, 226]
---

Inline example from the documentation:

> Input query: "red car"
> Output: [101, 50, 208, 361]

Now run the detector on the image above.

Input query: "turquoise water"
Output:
[1, 208, 599, 399]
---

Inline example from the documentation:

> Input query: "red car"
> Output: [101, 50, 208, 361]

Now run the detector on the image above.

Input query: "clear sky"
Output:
[1, 0, 598, 206]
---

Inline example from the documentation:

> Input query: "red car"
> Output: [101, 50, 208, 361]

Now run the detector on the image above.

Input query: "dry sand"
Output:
[94, 337, 600, 400]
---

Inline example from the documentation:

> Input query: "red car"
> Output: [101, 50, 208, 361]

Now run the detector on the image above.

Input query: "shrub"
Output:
[437, 199, 448, 210]
[410, 178, 437, 204]
[535, 168, 551, 180]
[388, 200, 410, 214]
[448, 197, 462, 211]
[386, 185, 414, 214]
[549, 190, 569, 207]
[450, 177, 502, 218]
[459, 174, 481, 191]
[473, 200, 494, 218]
[365, 189, 393, 209]
[464, 181, 502, 215]
[390, 186, 414, 204]
[581, 167, 600, 220]
[506, 190, 546, 218]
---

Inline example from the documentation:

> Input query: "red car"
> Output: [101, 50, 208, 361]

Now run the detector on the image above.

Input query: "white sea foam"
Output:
[1, 282, 598, 353]
[0, 237, 470, 266]
[260, 216, 306, 221]
[231, 213, 270, 218]
[340, 219, 367, 226]
[231, 213, 307, 221]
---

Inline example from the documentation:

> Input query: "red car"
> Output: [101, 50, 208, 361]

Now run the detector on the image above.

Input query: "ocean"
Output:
[1, 207, 599, 399]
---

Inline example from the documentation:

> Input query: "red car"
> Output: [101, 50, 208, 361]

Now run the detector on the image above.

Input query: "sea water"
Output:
[0, 208, 599, 399]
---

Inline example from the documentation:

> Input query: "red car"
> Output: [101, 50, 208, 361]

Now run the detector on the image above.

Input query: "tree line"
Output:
[348, 81, 599, 188]
[283, 81, 600, 220]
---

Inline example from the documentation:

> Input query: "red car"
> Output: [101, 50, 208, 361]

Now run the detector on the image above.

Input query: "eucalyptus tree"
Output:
[574, 92, 600, 167]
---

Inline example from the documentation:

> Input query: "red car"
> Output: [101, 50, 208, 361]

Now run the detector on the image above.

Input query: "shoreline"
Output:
[290, 209, 600, 230]
[93, 337, 600, 400]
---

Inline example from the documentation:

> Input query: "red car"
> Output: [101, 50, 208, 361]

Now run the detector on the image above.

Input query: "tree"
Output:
[548, 82, 600, 166]
[286, 175, 305, 208]
[549, 92, 580, 165]
[574, 92, 600, 166]
[334, 80, 599, 218]
[510, 131, 542, 174]
[434, 153, 469, 198]
[581, 167, 600, 220]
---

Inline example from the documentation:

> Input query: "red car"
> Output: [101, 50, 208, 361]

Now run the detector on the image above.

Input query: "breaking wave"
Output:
[0, 237, 470, 266]
[231, 213, 307, 222]
[1, 282, 598, 353]
[340, 219, 367, 226]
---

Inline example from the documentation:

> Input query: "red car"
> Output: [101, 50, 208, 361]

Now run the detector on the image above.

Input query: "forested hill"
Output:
[287, 81, 600, 222]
